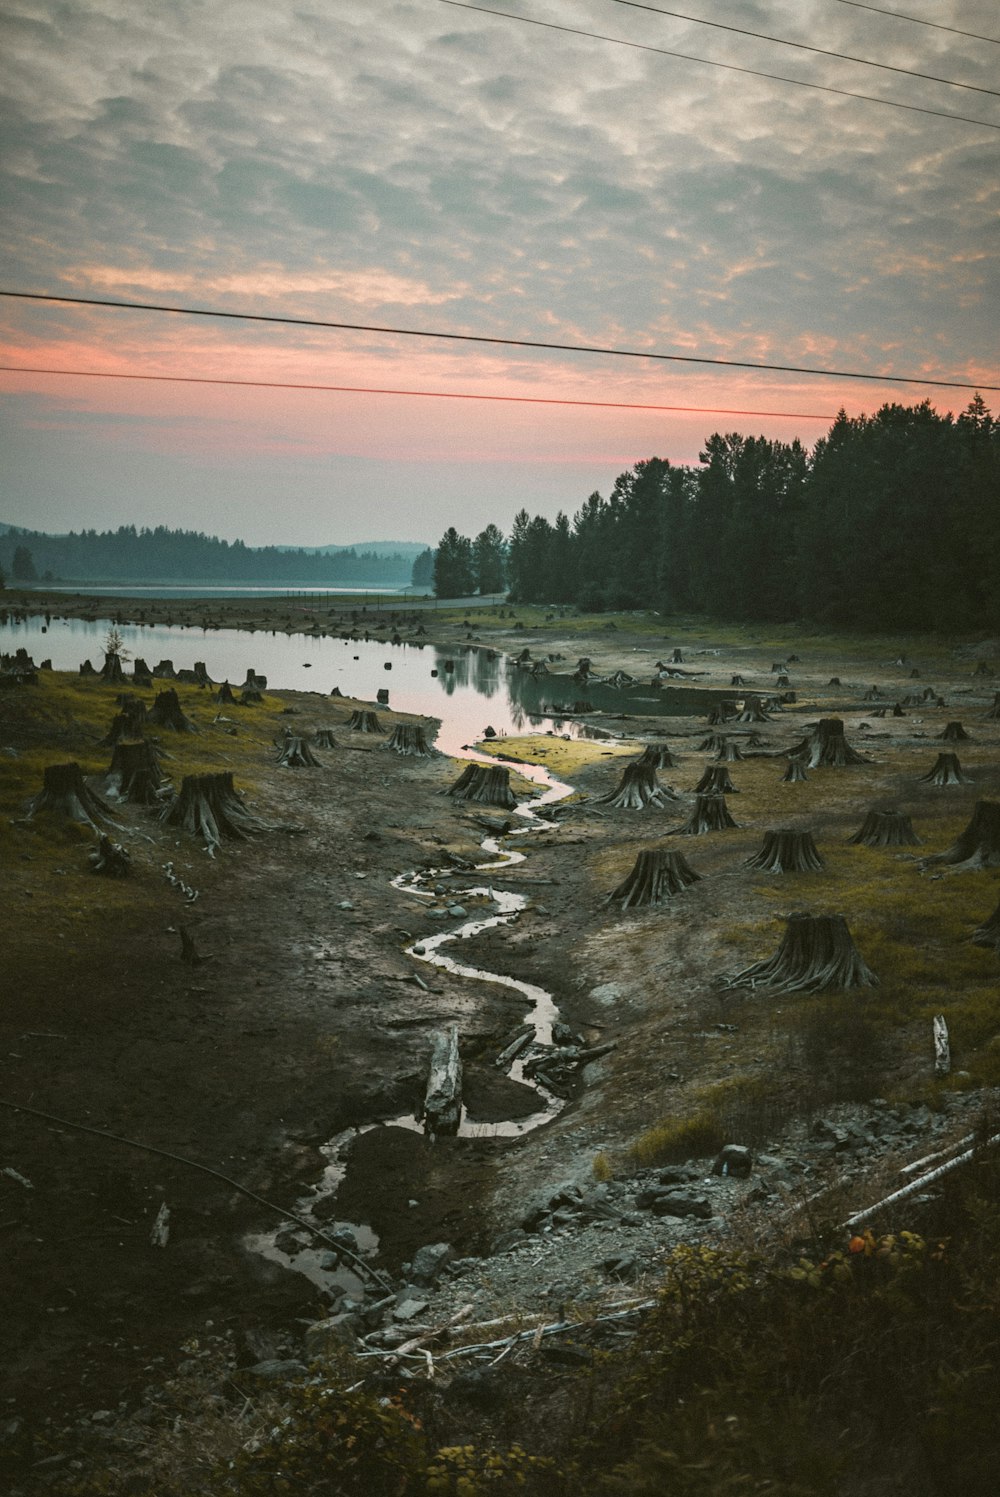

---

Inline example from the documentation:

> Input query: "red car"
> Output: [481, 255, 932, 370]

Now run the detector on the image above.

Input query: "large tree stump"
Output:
[276, 735, 322, 767]
[787, 718, 866, 768]
[25, 762, 118, 829]
[598, 762, 676, 809]
[160, 771, 297, 851]
[148, 688, 196, 732]
[605, 848, 702, 908]
[694, 764, 738, 795]
[714, 737, 744, 763]
[447, 764, 518, 809]
[972, 897, 1000, 949]
[744, 828, 824, 873]
[706, 703, 738, 726]
[863, 686, 882, 701]
[939, 722, 971, 742]
[312, 728, 338, 749]
[848, 809, 920, 847]
[917, 753, 970, 786]
[89, 833, 131, 877]
[99, 697, 148, 746]
[726, 913, 878, 992]
[105, 739, 169, 805]
[633, 743, 675, 770]
[239, 688, 263, 705]
[422, 1026, 462, 1136]
[348, 710, 384, 733]
[215, 682, 237, 705]
[670, 793, 737, 836]
[243, 670, 267, 691]
[782, 758, 808, 783]
[735, 695, 771, 723]
[100, 651, 126, 684]
[153, 659, 176, 678]
[132, 657, 152, 679]
[922, 800, 1000, 871]
[384, 723, 435, 756]
[79, 658, 96, 676]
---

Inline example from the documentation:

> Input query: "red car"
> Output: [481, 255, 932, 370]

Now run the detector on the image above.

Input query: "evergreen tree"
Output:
[433, 528, 475, 598]
[473, 524, 507, 594]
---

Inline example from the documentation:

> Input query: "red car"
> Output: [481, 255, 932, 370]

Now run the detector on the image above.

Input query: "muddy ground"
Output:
[1, 595, 999, 1461]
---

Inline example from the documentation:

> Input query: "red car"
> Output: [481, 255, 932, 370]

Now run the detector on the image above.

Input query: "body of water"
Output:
[11, 582, 430, 600]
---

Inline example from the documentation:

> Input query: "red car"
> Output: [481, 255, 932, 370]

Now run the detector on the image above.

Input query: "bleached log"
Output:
[423, 1026, 462, 1136]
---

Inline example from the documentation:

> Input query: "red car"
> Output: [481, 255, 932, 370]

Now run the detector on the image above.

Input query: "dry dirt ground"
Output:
[2, 596, 999, 1453]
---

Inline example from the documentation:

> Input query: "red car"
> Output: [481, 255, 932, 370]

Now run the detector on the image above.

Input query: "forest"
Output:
[0, 524, 424, 587]
[433, 399, 1000, 631]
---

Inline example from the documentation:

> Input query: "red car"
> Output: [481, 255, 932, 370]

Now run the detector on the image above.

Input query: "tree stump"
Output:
[100, 651, 126, 684]
[79, 658, 96, 676]
[105, 739, 169, 805]
[160, 771, 295, 850]
[744, 828, 824, 873]
[447, 764, 517, 809]
[670, 793, 737, 836]
[25, 762, 118, 829]
[215, 682, 237, 705]
[148, 688, 196, 732]
[694, 764, 738, 795]
[917, 752, 970, 786]
[939, 722, 971, 742]
[384, 723, 435, 756]
[243, 670, 267, 690]
[922, 800, 1000, 871]
[782, 758, 808, 783]
[730, 674, 745, 686]
[605, 848, 702, 908]
[847, 809, 920, 847]
[598, 762, 676, 809]
[787, 718, 866, 768]
[89, 833, 131, 877]
[348, 710, 384, 733]
[973, 661, 994, 677]
[132, 657, 152, 679]
[239, 688, 262, 706]
[726, 913, 878, 992]
[153, 659, 176, 678]
[706, 703, 737, 726]
[423, 1026, 462, 1136]
[983, 693, 1000, 722]
[312, 728, 338, 749]
[736, 696, 771, 724]
[714, 737, 744, 762]
[863, 686, 882, 701]
[971, 897, 1000, 949]
[99, 697, 148, 746]
[276, 736, 322, 767]
[633, 744, 675, 770]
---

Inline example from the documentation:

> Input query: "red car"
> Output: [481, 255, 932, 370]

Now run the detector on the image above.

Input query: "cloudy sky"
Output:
[1, 0, 997, 547]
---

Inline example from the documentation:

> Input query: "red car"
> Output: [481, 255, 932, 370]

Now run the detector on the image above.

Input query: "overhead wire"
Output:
[832, 1, 1000, 47]
[436, 0, 1000, 130]
[2, 290, 995, 392]
[606, 0, 1000, 97]
[0, 366, 838, 421]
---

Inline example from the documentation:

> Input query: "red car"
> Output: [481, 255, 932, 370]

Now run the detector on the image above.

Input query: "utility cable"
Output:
[833, 1, 1000, 47]
[0, 364, 837, 421]
[2, 291, 995, 392]
[436, 1, 1000, 131]
[607, 0, 1000, 97]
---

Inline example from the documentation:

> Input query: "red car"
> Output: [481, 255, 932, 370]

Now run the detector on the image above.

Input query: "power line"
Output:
[0, 364, 838, 421]
[437, 1, 1000, 130]
[833, 1, 1000, 47]
[607, 0, 1000, 97]
[3, 289, 995, 393]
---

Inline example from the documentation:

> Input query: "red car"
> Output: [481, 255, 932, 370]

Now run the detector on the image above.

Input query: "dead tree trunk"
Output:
[726, 913, 878, 992]
[605, 848, 702, 908]
[89, 834, 131, 877]
[384, 723, 434, 756]
[633, 743, 675, 770]
[917, 752, 970, 786]
[972, 896, 1000, 948]
[694, 765, 738, 795]
[25, 762, 119, 829]
[148, 688, 196, 732]
[598, 762, 676, 809]
[670, 793, 737, 836]
[923, 800, 1000, 871]
[422, 1026, 462, 1136]
[939, 722, 971, 742]
[787, 718, 867, 768]
[744, 828, 824, 873]
[312, 728, 338, 749]
[447, 764, 518, 809]
[160, 771, 295, 850]
[105, 739, 169, 804]
[782, 758, 808, 783]
[933, 1015, 951, 1077]
[348, 710, 384, 733]
[847, 809, 920, 847]
[276, 735, 322, 767]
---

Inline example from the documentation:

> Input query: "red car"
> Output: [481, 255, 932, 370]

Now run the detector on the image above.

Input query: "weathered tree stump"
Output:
[744, 828, 824, 873]
[670, 793, 737, 836]
[982, 693, 1000, 722]
[922, 800, 1000, 871]
[863, 686, 882, 701]
[972, 896, 1000, 949]
[160, 771, 296, 850]
[892, 702, 907, 717]
[243, 670, 267, 691]
[706, 703, 737, 726]
[79, 658, 96, 676]
[599, 762, 676, 809]
[89, 833, 131, 877]
[105, 739, 169, 805]
[787, 718, 866, 768]
[384, 723, 435, 756]
[215, 682, 237, 705]
[726, 913, 878, 992]
[447, 764, 518, 809]
[633, 744, 675, 770]
[25, 762, 118, 829]
[782, 758, 808, 783]
[423, 1026, 462, 1136]
[239, 688, 262, 706]
[312, 728, 338, 749]
[132, 657, 152, 679]
[694, 765, 738, 795]
[148, 688, 196, 732]
[99, 697, 148, 746]
[827, 676, 841, 686]
[714, 737, 744, 762]
[276, 735, 322, 767]
[348, 710, 384, 733]
[847, 809, 920, 847]
[736, 696, 771, 723]
[939, 722, 971, 742]
[100, 651, 126, 684]
[972, 661, 993, 677]
[731, 674, 745, 686]
[605, 848, 702, 908]
[153, 659, 176, 678]
[917, 752, 970, 786]
[776, 674, 790, 688]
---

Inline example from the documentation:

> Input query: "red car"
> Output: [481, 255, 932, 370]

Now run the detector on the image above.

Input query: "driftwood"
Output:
[971, 896, 1000, 948]
[605, 848, 701, 908]
[933, 1015, 950, 1077]
[447, 764, 518, 809]
[160, 771, 300, 851]
[670, 793, 737, 836]
[598, 762, 676, 809]
[25, 762, 118, 830]
[922, 800, 1000, 871]
[276, 735, 322, 767]
[384, 723, 435, 756]
[348, 710, 384, 734]
[781, 758, 808, 783]
[939, 721, 971, 742]
[148, 688, 196, 732]
[917, 752, 970, 786]
[423, 1026, 462, 1136]
[744, 828, 824, 873]
[88, 834, 131, 877]
[847, 809, 920, 847]
[787, 718, 866, 768]
[726, 913, 878, 992]
[694, 764, 738, 795]
[105, 739, 169, 805]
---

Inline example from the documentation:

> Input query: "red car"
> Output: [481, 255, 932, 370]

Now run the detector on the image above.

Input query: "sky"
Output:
[0, 0, 997, 548]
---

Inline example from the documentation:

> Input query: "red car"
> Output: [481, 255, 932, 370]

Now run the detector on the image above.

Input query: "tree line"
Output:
[432, 398, 999, 631]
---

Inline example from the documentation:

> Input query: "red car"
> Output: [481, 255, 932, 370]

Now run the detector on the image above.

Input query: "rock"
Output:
[649, 1192, 714, 1220]
[393, 1296, 430, 1323]
[304, 1317, 358, 1359]
[491, 1228, 528, 1254]
[409, 1242, 455, 1286]
[328, 1226, 359, 1254]
[244, 1359, 308, 1380]
[446, 905, 468, 918]
[602, 1254, 637, 1279]
[274, 1228, 305, 1255]
[713, 1144, 753, 1179]
[318, 1250, 340, 1271]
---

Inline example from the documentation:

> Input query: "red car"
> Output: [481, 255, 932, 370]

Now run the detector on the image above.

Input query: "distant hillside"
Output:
[0, 522, 430, 586]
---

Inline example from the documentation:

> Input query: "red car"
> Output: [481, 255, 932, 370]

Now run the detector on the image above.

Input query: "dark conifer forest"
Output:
[434, 399, 1000, 630]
